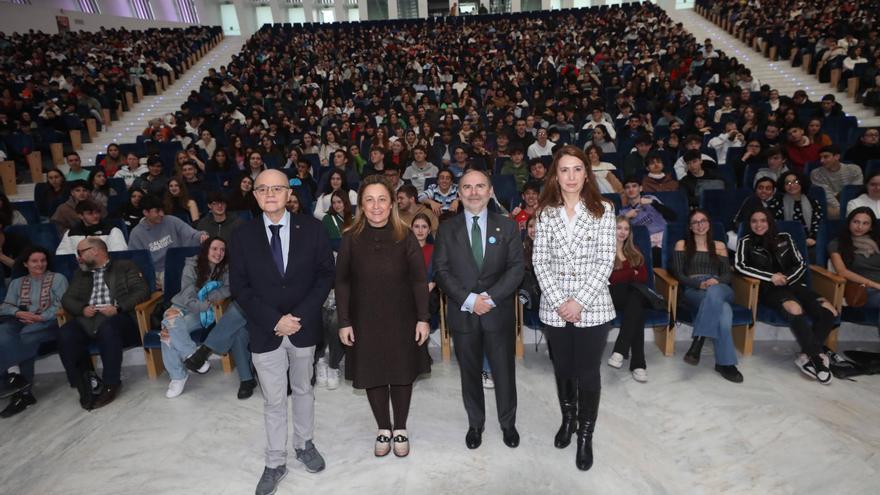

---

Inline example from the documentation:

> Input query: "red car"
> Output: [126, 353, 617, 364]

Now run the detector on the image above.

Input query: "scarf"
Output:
[19, 273, 56, 313]
[852, 235, 880, 258]
[782, 194, 812, 229]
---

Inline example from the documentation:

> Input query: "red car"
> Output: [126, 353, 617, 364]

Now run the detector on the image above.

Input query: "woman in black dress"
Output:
[335, 174, 430, 458]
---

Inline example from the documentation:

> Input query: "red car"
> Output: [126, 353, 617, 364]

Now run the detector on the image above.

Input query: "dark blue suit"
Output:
[229, 213, 335, 353]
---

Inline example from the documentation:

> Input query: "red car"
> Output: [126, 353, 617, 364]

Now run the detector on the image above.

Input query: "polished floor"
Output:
[1, 339, 878, 495]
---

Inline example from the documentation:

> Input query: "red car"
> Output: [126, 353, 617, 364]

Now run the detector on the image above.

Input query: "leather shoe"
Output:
[237, 379, 257, 400]
[92, 383, 121, 409]
[465, 427, 483, 449]
[502, 426, 520, 448]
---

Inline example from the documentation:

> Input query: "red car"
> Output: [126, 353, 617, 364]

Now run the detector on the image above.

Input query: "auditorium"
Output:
[0, 0, 878, 493]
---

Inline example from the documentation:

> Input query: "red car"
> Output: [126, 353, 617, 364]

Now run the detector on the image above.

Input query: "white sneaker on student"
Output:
[481, 371, 494, 389]
[607, 352, 624, 369]
[632, 368, 648, 383]
[326, 368, 340, 390]
[195, 360, 210, 374]
[315, 358, 328, 387]
[166, 376, 188, 398]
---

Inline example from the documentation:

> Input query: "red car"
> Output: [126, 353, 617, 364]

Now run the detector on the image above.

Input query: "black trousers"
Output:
[760, 283, 835, 357]
[57, 313, 139, 386]
[544, 323, 610, 392]
[452, 326, 517, 429]
[608, 283, 648, 370]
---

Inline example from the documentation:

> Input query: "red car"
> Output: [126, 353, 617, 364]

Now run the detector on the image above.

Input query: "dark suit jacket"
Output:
[61, 259, 151, 336]
[229, 213, 335, 353]
[433, 211, 525, 333]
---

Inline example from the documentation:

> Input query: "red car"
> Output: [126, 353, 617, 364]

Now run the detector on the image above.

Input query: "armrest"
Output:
[57, 309, 69, 326]
[653, 268, 679, 320]
[731, 274, 760, 323]
[134, 291, 165, 340]
[212, 297, 232, 319]
[810, 265, 845, 311]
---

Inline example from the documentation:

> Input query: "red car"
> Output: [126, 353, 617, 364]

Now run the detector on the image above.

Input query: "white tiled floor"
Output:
[0, 340, 878, 494]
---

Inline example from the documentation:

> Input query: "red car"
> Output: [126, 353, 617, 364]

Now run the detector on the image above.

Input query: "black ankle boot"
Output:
[554, 377, 578, 448]
[684, 337, 705, 365]
[576, 388, 600, 471]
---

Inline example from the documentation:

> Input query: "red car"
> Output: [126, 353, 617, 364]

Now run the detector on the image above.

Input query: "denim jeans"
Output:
[682, 278, 738, 366]
[0, 317, 58, 381]
[866, 288, 880, 322]
[162, 302, 252, 381]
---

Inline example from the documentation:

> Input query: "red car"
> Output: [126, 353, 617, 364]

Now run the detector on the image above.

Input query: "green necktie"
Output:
[471, 215, 483, 269]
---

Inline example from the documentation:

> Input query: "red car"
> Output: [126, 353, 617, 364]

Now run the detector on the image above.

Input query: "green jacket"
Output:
[61, 259, 151, 336]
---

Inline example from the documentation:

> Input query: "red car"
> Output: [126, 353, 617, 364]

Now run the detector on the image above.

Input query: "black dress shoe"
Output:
[502, 426, 520, 448]
[238, 379, 257, 400]
[714, 365, 744, 383]
[0, 372, 30, 399]
[0, 392, 36, 418]
[76, 370, 95, 411]
[465, 427, 483, 449]
[92, 383, 121, 409]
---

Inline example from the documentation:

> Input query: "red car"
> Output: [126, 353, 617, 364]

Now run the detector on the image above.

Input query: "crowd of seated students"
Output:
[699, 0, 880, 112]
[0, 26, 221, 174]
[6, 3, 880, 418]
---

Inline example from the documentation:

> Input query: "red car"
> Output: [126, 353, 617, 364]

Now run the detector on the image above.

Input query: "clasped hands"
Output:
[556, 298, 584, 323]
[83, 304, 118, 318]
[275, 314, 302, 336]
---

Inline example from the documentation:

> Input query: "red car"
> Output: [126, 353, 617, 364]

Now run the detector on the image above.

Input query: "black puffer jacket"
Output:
[734, 232, 806, 285]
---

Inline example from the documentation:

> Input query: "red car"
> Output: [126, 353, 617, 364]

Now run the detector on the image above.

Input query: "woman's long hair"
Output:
[746, 207, 780, 251]
[615, 215, 644, 269]
[683, 209, 719, 273]
[195, 236, 228, 288]
[537, 145, 608, 219]
[328, 189, 354, 228]
[163, 178, 194, 215]
[836, 207, 880, 266]
[345, 174, 409, 242]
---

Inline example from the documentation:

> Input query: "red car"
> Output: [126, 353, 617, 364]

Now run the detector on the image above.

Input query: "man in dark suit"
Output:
[434, 169, 525, 449]
[229, 169, 334, 495]
[58, 238, 150, 410]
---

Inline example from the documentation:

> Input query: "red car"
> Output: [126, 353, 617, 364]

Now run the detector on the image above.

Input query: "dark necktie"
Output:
[471, 215, 483, 269]
[269, 224, 284, 275]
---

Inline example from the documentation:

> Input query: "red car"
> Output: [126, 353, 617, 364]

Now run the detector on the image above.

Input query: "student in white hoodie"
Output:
[113, 152, 149, 189]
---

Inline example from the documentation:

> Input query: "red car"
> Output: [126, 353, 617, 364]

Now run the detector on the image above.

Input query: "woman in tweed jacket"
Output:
[533, 145, 616, 472]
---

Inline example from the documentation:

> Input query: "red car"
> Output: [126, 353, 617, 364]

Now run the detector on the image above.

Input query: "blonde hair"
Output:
[345, 174, 409, 242]
[615, 215, 644, 269]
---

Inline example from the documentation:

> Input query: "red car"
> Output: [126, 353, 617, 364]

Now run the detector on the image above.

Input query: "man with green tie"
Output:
[433, 169, 525, 450]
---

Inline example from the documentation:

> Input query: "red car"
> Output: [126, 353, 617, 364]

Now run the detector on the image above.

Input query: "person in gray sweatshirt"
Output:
[128, 195, 208, 289]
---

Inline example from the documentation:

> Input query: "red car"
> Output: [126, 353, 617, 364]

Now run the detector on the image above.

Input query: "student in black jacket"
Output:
[734, 208, 838, 385]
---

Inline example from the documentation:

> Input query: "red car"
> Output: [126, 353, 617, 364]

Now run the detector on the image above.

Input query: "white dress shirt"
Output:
[262, 210, 291, 271]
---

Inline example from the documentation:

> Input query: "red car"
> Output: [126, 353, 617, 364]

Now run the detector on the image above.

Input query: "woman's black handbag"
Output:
[632, 283, 667, 311]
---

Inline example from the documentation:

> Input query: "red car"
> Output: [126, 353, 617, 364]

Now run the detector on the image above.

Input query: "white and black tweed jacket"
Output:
[532, 200, 617, 328]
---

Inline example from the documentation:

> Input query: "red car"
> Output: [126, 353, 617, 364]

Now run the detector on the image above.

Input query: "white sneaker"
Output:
[632, 368, 648, 383]
[607, 352, 624, 369]
[326, 368, 340, 390]
[481, 371, 495, 389]
[195, 360, 210, 374]
[166, 376, 188, 398]
[315, 358, 328, 387]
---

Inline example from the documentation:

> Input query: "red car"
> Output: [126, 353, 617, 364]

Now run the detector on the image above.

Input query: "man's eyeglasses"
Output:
[254, 185, 290, 196]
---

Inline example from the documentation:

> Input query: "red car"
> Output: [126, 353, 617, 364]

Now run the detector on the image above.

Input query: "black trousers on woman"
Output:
[760, 283, 835, 357]
[608, 283, 648, 370]
[544, 323, 611, 391]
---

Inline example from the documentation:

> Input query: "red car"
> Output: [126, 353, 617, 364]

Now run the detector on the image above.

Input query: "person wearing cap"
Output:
[195, 191, 244, 242]
[50, 179, 107, 236]
[129, 195, 208, 289]
[56, 200, 127, 255]
[132, 155, 170, 197]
